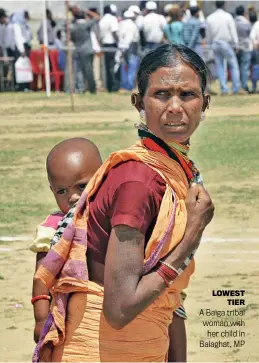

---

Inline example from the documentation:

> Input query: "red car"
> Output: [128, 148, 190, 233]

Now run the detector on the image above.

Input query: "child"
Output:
[30, 137, 102, 343]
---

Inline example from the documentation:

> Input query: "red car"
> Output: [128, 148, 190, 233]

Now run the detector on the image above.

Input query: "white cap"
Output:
[146, 1, 157, 11]
[110, 4, 117, 14]
[123, 10, 135, 19]
[190, 0, 198, 6]
[164, 4, 173, 14]
[128, 5, 141, 14]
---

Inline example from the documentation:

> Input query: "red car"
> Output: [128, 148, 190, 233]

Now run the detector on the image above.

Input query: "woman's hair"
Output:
[137, 44, 211, 95]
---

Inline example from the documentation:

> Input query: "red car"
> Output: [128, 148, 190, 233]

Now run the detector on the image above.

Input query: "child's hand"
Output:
[34, 320, 46, 343]
[39, 341, 54, 362]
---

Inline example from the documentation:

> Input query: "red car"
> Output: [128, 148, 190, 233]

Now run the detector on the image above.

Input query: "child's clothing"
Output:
[30, 209, 187, 319]
[29, 211, 65, 253]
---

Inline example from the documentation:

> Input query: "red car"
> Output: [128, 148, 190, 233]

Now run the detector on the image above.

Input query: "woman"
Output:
[163, 5, 184, 45]
[33, 44, 214, 362]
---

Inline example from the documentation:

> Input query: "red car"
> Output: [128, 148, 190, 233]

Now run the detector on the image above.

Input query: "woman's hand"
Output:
[185, 183, 214, 231]
[164, 183, 214, 270]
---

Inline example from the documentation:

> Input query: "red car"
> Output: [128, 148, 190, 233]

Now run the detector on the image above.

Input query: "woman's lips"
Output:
[164, 122, 186, 127]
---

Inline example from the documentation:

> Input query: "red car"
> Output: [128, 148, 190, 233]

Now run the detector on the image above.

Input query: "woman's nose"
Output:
[167, 96, 183, 114]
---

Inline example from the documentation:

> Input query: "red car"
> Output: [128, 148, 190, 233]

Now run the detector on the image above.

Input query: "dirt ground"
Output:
[0, 236, 258, 362]
[0, 98, 259, 362]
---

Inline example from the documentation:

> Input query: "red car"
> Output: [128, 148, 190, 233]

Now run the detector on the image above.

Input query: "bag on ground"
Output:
[15, 56, 33, 83]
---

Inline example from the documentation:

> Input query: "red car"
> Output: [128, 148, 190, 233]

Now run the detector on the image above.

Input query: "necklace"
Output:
[136, 122, 203, 184]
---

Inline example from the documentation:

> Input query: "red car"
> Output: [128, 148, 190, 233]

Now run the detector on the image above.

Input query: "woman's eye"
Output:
[155, 90, 170, 97]
[57, 189, 66, 195]
[181, 91, 195, 97]
[79, 184, 87, 190]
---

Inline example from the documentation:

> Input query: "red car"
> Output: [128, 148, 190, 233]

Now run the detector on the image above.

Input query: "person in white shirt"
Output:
[6, 9, 33, 91]
[117, 10, 140, 92]
[8, 10, 32, 57]
[128, 5, 143, 30]
[206, 1, 241, 95]
[141, 1, 166, 51]
[128, 5, 145, 54]
[250, 19, 259, 49]
[0, 9, 8, 56]
[99, 5, 119, 92]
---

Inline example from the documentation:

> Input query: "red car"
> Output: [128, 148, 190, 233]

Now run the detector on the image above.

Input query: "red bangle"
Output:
[159, 261, 179, 282]
[156, 268, 170, 287]
[31, 295, 51, 305]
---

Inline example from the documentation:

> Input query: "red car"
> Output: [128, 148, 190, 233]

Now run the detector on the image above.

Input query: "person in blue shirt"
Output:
[163, 5, 184, 45]
[183, 6, 202, 55]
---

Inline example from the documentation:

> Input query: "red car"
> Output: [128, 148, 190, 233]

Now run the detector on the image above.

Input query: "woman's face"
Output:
[138, 61, 209, 144]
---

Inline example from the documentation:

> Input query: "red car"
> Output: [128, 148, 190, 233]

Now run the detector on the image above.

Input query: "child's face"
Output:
[49, 166, 92, 214]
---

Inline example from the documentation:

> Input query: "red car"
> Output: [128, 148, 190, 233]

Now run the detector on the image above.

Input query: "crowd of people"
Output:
[0, 1, 259, 95]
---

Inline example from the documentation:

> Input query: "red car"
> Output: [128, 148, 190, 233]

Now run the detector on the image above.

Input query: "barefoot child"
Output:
[30, 137, 102, 343]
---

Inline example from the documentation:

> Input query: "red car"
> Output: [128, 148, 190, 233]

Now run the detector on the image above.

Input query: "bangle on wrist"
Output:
[159, 261, 179, 282]
[156, 267, 170, 287]
[31, 295, 51, 305]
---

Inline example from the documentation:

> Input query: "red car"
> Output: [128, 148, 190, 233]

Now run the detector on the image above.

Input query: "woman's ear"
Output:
[202, 94, 210, 112]
[131, 93, 144, 112]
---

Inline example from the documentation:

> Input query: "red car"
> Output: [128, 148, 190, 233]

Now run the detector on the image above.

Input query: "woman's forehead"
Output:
[148, 64, 200, 87]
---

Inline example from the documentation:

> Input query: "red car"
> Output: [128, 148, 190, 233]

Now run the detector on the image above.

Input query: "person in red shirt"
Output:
[34, 44, 214, 362]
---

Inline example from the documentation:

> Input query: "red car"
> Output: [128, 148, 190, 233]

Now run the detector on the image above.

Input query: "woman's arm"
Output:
[103, 225, 167, 329]
[103, 184, 214, 329]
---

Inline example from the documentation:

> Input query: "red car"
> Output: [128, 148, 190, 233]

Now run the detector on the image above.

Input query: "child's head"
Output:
[46, 138, 102, 214]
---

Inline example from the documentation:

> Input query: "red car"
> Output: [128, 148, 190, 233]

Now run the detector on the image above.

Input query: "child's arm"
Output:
[32, 252, 50, 343]
[168, 313, 187, 362]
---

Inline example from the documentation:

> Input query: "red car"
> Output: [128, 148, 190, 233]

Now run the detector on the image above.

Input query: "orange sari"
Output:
[33, 141, 195, 362]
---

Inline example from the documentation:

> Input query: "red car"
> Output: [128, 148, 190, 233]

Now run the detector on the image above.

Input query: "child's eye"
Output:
[79, 183, 87, 190]
[57, 189, 67, 195]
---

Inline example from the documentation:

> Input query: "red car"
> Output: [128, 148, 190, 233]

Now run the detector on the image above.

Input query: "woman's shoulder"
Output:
[109, 160, 165, 188]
